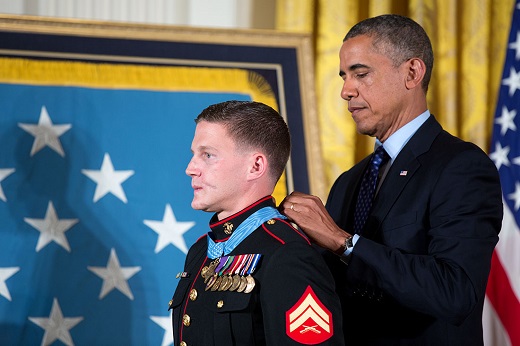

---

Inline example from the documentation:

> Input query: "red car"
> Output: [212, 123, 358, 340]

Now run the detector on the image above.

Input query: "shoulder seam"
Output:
[261, 219, 311, 245]
[277, 219, 311, 245]
[262, 224, 285, 244]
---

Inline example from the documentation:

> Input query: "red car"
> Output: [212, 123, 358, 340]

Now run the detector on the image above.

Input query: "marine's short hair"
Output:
[195, 100, 291, 183]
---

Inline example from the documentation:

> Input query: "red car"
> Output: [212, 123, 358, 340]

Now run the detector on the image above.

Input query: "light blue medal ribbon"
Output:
[207, 206, 286, 259]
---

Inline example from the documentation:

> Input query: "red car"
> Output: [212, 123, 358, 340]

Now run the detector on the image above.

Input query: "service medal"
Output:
[229, 275, 241, 291]
[226, 274, 236, 290]
[207, 259, 219, 275]
[205, 258, 221, 283]
[201, 266, 209, 279]
[205, 275, 217, 291]
[211, 276, 223, 291]
[244, 275, 256, 294]
[218, 275, 229, 291]
[237, 276, 248, 293]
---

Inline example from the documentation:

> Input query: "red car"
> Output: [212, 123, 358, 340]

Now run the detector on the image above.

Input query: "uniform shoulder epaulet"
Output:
[261, 218, 310, 245]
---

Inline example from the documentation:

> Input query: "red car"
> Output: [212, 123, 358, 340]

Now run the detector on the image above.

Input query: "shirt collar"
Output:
[376, 110, 430, 162]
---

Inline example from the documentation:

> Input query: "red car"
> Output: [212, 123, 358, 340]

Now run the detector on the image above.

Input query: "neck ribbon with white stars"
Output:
[207, 207, 286, 259]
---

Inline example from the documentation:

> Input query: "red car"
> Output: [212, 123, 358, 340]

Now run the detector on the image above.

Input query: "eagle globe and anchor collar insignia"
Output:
[223, 222, 234, 235]
[286, 286, 334, 344]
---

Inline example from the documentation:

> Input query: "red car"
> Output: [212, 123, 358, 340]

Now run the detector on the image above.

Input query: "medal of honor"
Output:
[203, 207, 282, 295]
[206, 206, 286, 259]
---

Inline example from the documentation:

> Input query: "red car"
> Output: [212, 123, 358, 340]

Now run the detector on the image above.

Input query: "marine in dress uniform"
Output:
[169, 196, 344, 345]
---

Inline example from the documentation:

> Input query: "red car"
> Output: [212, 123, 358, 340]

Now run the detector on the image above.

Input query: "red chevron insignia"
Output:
[286, 285, 333, 344]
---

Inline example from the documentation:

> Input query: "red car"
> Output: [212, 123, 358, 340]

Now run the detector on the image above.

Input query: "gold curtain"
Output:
[276, 0, 514, 193]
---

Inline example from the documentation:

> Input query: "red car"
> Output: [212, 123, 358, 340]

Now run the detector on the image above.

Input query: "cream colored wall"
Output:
[0, 0, 275, 29]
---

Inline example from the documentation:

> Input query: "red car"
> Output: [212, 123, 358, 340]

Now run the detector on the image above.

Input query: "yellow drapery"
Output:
[276, 0, 514, 193]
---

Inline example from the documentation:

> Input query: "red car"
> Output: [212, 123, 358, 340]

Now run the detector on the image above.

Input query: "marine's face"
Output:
[185, 121, 249, 216]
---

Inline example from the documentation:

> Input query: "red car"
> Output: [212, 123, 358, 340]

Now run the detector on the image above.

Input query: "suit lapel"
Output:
[366, 116, 443, 238]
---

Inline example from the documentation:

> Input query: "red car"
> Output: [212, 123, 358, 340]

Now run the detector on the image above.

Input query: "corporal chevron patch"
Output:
[286, 285, 333, 344]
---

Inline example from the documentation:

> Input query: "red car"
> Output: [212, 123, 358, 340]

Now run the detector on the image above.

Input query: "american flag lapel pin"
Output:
[400, 170, 408, 176]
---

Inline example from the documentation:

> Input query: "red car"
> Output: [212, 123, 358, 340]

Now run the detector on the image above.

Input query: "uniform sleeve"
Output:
[260, 242, 345, 345]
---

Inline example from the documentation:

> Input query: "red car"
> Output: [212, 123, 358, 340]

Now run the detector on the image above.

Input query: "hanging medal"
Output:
[218, 256, 235, 291]
[236, 254, 254, 293]
[244, 254, 262, 294]
[206, 256, 228, 291]
[229, 254, 247, 291]
[211, 256, 233, 291]
[220, 255, 241, 291]
[202, 257, 220, 284]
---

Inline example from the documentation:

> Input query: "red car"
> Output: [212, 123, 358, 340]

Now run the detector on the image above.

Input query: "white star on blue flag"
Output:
[0, 85, 240, 344]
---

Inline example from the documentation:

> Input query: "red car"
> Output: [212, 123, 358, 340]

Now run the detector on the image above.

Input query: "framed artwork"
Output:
[0, 15, 322, 345]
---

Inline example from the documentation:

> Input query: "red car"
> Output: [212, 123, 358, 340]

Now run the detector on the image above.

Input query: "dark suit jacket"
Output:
[325, 115, 502, 345]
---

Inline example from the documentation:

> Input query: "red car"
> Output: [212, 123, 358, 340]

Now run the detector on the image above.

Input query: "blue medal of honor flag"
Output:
[0, 83, 250, 345]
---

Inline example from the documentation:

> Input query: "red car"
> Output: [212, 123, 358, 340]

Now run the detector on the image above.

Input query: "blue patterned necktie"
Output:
[353, 146, 390, 234]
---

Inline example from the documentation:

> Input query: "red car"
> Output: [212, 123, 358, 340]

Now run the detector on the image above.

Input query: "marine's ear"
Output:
[247, 153, 268, 181]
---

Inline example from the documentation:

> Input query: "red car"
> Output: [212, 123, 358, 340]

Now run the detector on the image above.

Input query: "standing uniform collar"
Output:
[209, 196, 275, 241]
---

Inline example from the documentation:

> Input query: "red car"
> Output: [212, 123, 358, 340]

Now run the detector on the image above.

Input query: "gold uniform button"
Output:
[182, 314, 191, 327]
[189, 289, 198, 301]
[180, 342, 187, 346]
[217, 300, 224, 309]
[267, 219, 275, 224]
[168, 300, 173, 308]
